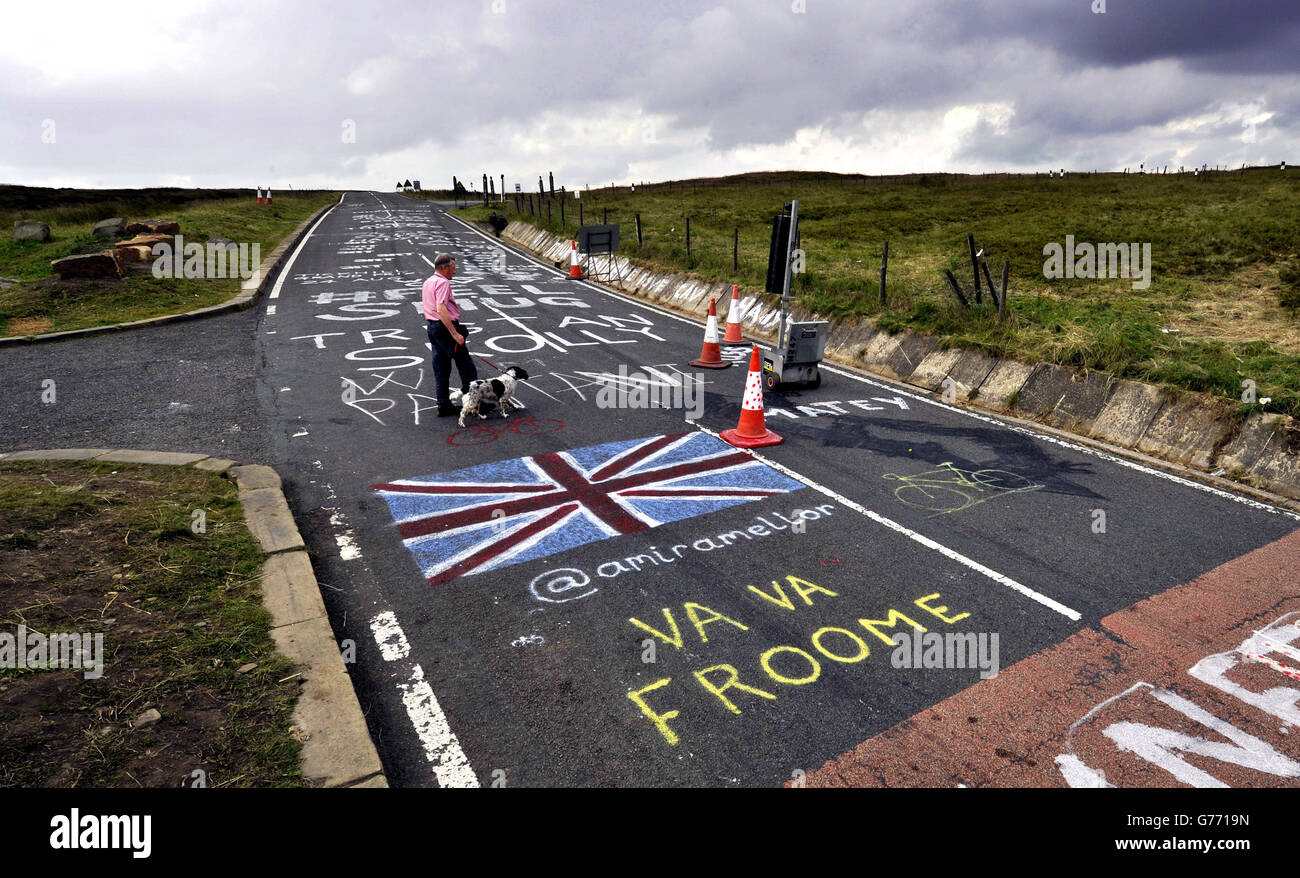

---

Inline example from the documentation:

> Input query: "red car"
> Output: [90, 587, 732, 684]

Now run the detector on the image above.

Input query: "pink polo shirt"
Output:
[422, 273, 459, 321]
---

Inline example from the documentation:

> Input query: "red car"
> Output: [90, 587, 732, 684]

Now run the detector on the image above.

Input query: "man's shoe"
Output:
[437, 404, 458, 417]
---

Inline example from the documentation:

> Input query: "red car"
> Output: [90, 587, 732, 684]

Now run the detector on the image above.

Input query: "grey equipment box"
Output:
[761, 320, 829, 389]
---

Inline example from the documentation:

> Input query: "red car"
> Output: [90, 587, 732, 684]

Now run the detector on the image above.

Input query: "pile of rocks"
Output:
[42, 218, 183, 280]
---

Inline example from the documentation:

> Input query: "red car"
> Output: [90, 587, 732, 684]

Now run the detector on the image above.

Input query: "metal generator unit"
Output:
[762, 319, 828, 389]
[758, 199, 827, 389]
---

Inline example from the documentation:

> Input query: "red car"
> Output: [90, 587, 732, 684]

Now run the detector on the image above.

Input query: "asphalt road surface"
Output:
[5, 191, 1297, 788]
[252, 192, 1300, 787]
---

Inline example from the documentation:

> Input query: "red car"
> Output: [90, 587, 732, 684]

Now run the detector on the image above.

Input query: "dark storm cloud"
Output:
[940, 0, 1300, 74]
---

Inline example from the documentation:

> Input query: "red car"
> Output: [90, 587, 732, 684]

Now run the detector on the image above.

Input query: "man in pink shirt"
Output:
[422, 253, 478, 416]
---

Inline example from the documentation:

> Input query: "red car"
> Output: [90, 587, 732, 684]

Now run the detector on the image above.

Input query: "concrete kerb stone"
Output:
[1215, 412, 1281, 474]
[1137, 395, 1238, 470]
[946, 350, 998, 402]
[908, 347, 965, 392]
[261, 548, 329, 630]
[194, 457, 237, 474]
[972, 359, 1035, 412]
[1089, 379, 1165, 448]
[0, 449, 385, 787]
[238, 487, 305, 555]
[859, 331, 903, 370]
[270, 616, 386, 788]
[31, 325, 126, 343]
[17, 200, 335, 346]
[229, 463, 283, 491]
[1214, 412, 1300, 500]
[97, 449, 210, 466]
[1, 448, 113, 460]
[880, 333, 938, 383]
[1014, 363, 1074, 418]
[1247, 426, 1300, 501]
[1050, 371, 1116, 433]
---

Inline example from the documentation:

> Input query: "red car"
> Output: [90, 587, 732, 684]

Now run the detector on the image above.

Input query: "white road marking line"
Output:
[326, 509, 362, 560]
[369, 192, 393, 219]
[268, 193, 342, 300]
[266, 304, 276, 315]
[689, 420, 1083, 621]
[369, 611, 479, 788]
[443, 209, 1299, 521]
[1055, 754, 1114, 788]
[370, 611, 411, 661]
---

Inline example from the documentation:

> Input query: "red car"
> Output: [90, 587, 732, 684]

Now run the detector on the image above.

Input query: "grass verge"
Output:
[0, 459, 306, 788]
[0, 190, 338, 337]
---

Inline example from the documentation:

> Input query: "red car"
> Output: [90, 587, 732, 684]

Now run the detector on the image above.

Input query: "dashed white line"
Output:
[369, 610, 479, 788]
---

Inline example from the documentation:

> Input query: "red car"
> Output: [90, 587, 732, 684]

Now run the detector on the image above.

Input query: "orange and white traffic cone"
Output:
[720, 345, 783, 448]
[689, 298, 731, 369]
[265, 187, 273, 205]
[256, 187, 263, 204]
[569, 241, 583, 278]
[722, 284, 745, 345]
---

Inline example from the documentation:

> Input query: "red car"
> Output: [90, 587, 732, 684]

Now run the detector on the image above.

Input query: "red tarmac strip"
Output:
[801, 528, 1300, 787]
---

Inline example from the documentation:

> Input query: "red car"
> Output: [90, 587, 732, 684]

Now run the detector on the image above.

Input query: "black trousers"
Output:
[427, 320, 478, 407]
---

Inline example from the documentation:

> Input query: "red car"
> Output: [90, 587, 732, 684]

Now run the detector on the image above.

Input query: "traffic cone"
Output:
[256, 187, 263, 204]
[722, 284, 745, 344]
[266, 187, 273, 205]
[689, 298, 731, 369]
[569, 241, 583, 278]
[720, 346, 782, 448]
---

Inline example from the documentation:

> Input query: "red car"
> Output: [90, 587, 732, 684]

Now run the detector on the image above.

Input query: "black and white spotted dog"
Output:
[451, 365, 530, 427]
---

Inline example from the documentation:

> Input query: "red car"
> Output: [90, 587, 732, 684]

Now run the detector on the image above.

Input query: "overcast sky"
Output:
[2, 0, 1297, 191]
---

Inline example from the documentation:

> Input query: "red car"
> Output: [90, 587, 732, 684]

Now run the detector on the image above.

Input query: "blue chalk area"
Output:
[406, 511, 548, 575]
[402, 457, 541, 486]
[380, 489, 552, 521]
[563, 436, 657, 474]
[476, 510, 612, 574]
[620, 432, 728, 476]
[622, 496, 757, 524]
[655, 464, 805, 493]
[407, 519, 510, 574]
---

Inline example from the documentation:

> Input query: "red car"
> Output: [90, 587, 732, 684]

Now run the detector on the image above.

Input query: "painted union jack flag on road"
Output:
[373, 432, 804, 586]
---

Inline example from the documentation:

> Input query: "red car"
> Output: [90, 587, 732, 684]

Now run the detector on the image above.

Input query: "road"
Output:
[248, 191, 1300, 787]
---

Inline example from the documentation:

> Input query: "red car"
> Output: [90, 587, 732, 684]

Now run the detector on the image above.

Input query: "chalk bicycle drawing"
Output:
[881, 461, 1043, 515]
[448, 414, 565, 446]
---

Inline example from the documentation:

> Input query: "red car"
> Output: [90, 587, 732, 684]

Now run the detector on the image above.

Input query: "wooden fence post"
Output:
[636, 213, 642, 246]
[943, 270, 970, 308]
[998, 261, 1009, 320]
[879, 241, 889, 305]
[968, 233, 982, 305]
